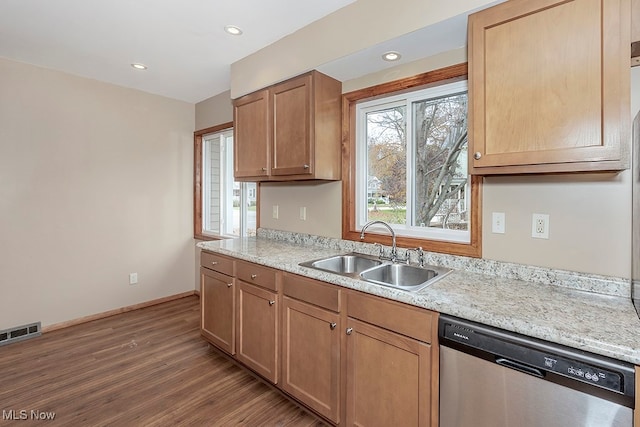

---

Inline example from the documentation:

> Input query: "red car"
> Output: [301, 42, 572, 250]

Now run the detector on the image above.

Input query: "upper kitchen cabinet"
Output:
[468, 0, 631, 175]
[234, 89, 270, 179]
[233, 70, 342, 181]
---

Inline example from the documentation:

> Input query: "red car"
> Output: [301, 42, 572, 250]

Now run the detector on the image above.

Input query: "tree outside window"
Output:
[357, 80, 470, 243]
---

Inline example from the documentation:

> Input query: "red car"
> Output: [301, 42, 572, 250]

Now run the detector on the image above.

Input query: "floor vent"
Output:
[0, 322, 41, 346]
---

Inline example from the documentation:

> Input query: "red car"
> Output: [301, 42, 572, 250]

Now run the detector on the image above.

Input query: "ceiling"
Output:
[0, 0, 354, 103]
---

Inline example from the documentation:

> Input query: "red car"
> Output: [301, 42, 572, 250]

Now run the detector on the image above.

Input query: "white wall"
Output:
[195, 90, 232, 130]
[260, 181, 343, 238]
[0, 58, 195, 329]
[230, 0, 496, 98]
[200, 9, 640, 278]
[482, 67, 640, 278]
[258, 58, 640, 278]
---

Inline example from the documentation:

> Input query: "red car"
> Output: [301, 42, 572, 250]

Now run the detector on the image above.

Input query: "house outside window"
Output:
[200, 128, 256, 238]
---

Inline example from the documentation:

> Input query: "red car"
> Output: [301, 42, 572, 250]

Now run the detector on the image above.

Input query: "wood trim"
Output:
[194, 122, 234, 137]
[194, 133, 204, 238]
[341, 63, 482, 258]
[193, 122, 233, 240]
[42, 291, 197, 333]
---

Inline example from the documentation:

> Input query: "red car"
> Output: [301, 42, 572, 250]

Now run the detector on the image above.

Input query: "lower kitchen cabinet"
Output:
[345, 291, 437, 427]
[345, 318, 432, 427]
[281, 296, 341, 423]
[200, 267, 235, 355]
[199, 251, 439, 426]
[236, 280, 279, 384]
[281, 273, 343, 424]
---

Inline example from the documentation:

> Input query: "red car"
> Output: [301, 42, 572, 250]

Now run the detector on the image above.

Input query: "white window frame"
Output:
[355, 80, 470, 244]
[201, 129, 254, 238]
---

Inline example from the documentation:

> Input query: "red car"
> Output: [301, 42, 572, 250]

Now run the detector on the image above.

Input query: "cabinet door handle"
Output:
[251, 274, 257, 279]
[227, 283, 232, 288]
[329, 322, 337, 330]
[303, 164, 310, 169]
[211, 261, 218, 265]
[473, 152, 482, 160]
[261, 167, 267, 172]
[268, 300, 275, 306]
[346, 327, 353, 335]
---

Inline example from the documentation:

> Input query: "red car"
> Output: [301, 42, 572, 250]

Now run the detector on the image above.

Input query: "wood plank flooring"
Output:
[0, 296, 326, 426]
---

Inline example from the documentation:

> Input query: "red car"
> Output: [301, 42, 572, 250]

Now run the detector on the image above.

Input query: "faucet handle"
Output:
[415, 247, 425, 267]
[404, 247, 425, 266]
[404, 247, 417, 264]
[373, 242, 385, 259]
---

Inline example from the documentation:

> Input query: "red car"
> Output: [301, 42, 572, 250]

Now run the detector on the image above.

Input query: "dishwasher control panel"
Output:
[439, 316, 633, 397]
[541, 355, 622, 392]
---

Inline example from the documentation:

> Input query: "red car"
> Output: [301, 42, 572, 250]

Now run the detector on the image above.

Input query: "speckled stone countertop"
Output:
[197, 230, 640, 365]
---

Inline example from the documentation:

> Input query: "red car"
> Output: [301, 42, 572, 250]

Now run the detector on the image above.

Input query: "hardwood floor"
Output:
[0, 296, 326, 426]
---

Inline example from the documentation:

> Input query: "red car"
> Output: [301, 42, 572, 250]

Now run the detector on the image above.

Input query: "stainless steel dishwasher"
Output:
[439, 315, 635, 427]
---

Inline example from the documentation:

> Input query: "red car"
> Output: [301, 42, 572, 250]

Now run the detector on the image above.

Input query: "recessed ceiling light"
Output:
[224, 25, 243, 36]
[382, 51, 402, 62]
[131, 63, 147, 70]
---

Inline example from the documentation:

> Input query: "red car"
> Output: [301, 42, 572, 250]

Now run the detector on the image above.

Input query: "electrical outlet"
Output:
[492, 212, 505, 234]
[129, 273, 138, 285]
[299, 206, 307, 221]
[272, 205, 279, 219]
[531, 214, 549, 239]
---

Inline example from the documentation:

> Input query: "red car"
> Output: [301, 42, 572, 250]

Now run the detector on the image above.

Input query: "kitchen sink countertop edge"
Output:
[197, 234, 640, 365]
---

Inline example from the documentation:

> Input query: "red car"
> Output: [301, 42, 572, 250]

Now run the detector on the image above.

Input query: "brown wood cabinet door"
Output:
[345, 318, 432, 427]
[200, 267, 235, 355]
[233, 89, 270, 179]
[281, 296, 341, 424]
[270, 74, 313, 177]
[236, 280, 278, 383]
[469, 0, 630, 174]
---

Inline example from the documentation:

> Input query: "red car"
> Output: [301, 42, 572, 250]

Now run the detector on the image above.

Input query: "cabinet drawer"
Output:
[347, 291, 435, 343]
[282, 273, 341, 313]
[201, 251, 234, 276]
[237, 260, 277, 291]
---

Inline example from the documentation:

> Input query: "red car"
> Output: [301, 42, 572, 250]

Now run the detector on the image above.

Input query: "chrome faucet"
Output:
[360, 220, 397, 262]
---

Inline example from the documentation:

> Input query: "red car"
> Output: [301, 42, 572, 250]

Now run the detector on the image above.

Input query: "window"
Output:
[343, 64, 481, 257]
[194, 123, 256, 239]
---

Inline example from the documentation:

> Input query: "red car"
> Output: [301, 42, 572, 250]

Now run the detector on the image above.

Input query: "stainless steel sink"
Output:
[360, 263, 451, 292]
[299, 252, 451, 292]
[299, 253, 382, 275]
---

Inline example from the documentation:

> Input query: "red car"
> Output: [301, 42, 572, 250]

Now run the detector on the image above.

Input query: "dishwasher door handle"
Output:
[496, 357, 545, 378]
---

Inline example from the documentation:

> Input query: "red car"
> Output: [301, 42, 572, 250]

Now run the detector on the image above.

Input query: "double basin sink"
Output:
[299, 252, 451, 292]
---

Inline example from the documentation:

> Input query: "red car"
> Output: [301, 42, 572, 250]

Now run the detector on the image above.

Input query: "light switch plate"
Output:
[492, 212, 505, 234]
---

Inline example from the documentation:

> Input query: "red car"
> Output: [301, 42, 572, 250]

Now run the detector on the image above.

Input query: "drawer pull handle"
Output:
[268, 300, 275, 306]
[303, 164, 310, 169]
[261, 167, 267, 172]
[227, 283, 232, 288]
[346, 327, 353, 335]
[329, 322, 337, 330]
[251, 274, 257, 279]
[211, 261, 218, 265]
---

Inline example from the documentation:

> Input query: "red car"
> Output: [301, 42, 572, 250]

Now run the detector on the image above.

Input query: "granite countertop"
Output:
[197, 231, 640, 365]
